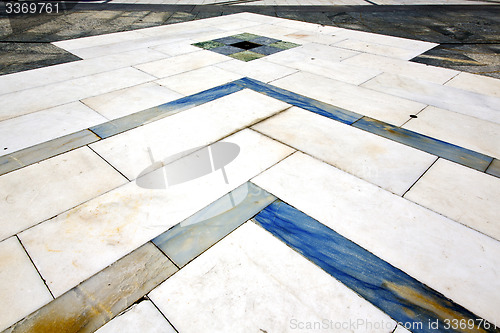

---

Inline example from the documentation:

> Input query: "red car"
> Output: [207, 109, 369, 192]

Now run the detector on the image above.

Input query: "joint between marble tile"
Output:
[147, 297, 180, 333]
[87, 145, 131, 182]
[402, 156, 439, 198]
[485, 158, 500, 179]
[15, 235, 55, 300]
[150, 240, 181, 271]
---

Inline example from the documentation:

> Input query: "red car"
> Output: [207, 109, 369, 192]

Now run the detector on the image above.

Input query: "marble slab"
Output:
[4, 243, 177, 333]
[134, 50, 228, 79]
[0, 102, 106, 156]
[0, 68, 155, 121]
[138, 20, 214, 37]
[335, 29, 436, 52]
[82, 82, 183, 120]
[151, 40, 200, 56]
[341, 53, 459, 84]
[19, 129, 293, 297]
[66, 34, 194, 59]
[252, 152, 500, 324]
[445, 72, 500, 98]
[276, 55, 381, 85]
[284, 30, 347, 45]
[361, 72, 500, 124]
[90, 81, 243, 139]
[353, 117, 493, 172]
[253, 107, 436, 195]
[264, 43, 358, 65]
[90, 89, 289, 180]
[0, 48, 168, 96]
[215, 58, 298, 83]
[149, 222, 396, 333]
[0, 237, 53, 332]
[402, 106, 500, 160]
[96, 300, 176, 333]
[334, 39, 426, 60]
[155, 66, 242, 95]
[53, 30, 148, 51]
[404, 158, 500, 242]
[153, 182, 276, 267]
[254, 200, 496, 332]
[215, 19, 262, 31]
[270, 71, 425, 126]
[245, 24, 299, 40]
[0, 147, 128, 241]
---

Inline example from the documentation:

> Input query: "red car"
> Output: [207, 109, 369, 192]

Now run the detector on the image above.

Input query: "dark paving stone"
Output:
[248, 36, 280, 45]
[0, 42, 81, 75]
[251, 45, 283, 55]
[210, 45, 243, 55]
[412, 43, 500, 79]
[213, 36, 243, 45]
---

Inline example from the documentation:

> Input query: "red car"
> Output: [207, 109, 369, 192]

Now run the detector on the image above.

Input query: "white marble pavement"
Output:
[0, 12, 499, 333]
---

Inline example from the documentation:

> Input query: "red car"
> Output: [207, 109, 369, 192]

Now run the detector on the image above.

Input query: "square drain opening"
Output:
[230, 41, 262, 50]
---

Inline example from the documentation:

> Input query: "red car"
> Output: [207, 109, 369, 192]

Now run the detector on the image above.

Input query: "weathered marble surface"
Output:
[3, 243, 177, 333]
[254, 200, 497, 333]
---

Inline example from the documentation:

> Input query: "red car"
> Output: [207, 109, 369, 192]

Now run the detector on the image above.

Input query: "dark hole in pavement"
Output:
[410, 115, 418, 118]
[230, 41, 262, 50]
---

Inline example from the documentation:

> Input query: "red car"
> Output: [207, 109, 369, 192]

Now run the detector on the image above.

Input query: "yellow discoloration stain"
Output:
[20, 308, 90, 333]
[385, 281, 488, 333]
[286, 33, 310, 38]
[79, 287, 115, 319]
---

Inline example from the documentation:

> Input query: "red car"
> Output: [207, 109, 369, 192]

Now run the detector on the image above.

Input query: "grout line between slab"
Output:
[15, 235, 55, 300]
[441, 71, 461, 85]
[147, 296, 180, 333]
[151, 241, 181, 270]
[483, 156, 495, 173]
[87, 145, 131, 182]
[402, 156, 439, 197]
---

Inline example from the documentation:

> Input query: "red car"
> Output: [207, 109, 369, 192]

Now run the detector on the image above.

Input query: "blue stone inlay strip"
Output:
[90, 81, 244, 139]
[233, 77, 363, 125]
[353, 117, 493, 172]
[1, 78, 498, 180]
[486, 159, 500, 178]
[153, 182, 276, 267]
[253, 200, 498, 333]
